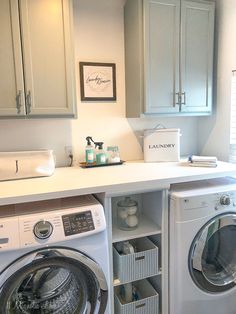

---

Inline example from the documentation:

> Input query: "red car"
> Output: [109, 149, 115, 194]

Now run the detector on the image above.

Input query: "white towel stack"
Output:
[188, 155, 218, 168]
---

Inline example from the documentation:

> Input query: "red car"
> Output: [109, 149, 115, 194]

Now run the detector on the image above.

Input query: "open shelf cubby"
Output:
[110, 190, 166, 314]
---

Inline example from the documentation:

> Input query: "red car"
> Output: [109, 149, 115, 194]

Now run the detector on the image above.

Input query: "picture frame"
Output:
[79, 62, 116, 101]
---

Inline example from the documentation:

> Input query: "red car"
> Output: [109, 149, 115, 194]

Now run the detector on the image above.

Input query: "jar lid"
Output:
[107, 146, 119, 152]
[117, 196, 137, 207]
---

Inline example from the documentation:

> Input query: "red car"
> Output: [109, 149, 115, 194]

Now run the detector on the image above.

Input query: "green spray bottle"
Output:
[85, 136, 95, 164]
[95, 142, 106, 165]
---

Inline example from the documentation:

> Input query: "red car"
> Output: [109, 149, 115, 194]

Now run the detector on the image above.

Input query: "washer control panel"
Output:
[18, 203, 105, 248]
[62, 211, 95, 236]
[0, 196, 105, 251]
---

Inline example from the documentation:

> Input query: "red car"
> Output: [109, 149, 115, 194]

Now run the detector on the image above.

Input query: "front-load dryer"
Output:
[0, 195, 110, 314]
[169, 177, 236, 314]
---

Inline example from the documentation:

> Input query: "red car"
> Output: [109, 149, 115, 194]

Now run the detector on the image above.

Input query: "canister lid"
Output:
[144, 128, 180, 134]
[117, 196, 137, 207]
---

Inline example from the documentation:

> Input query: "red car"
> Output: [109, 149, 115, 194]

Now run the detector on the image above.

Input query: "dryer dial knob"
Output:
[34, 220, 53, 240]
[220, 195, 231, 206]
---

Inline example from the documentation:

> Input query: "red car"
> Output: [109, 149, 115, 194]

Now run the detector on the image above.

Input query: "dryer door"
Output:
[0, 247, 108, 314]
[189, 213, 236, 293]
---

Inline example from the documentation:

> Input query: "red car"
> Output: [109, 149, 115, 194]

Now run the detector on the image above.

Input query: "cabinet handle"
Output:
[16, 90, 22, 114]
[26, 91, 31, 114]
[181, 92, 186, 105]
[174, 92, 180, 107]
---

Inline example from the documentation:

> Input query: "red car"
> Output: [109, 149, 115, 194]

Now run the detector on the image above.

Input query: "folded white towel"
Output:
[189, 155, 217, 163]
[189, 162, 217, 168]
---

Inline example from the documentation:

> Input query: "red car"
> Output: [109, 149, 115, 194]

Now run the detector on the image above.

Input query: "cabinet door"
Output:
[19, 0, 76, 117]
[0, 0, 25, 116]
[144, 0, 180, 114]
[180, 0, 214, 114]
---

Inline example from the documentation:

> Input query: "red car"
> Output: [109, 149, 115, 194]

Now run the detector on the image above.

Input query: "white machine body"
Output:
[0, 195, 110, 314]
[169, 178, 236, 314]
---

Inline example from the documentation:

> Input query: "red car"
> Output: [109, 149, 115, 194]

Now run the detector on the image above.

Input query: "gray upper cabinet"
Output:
[0, 0, 76, 118]
[144, 0, 180, 115]
[0, 0, 25, 116]
[124, 0, 215, 117]
[180, 0, 214, 114]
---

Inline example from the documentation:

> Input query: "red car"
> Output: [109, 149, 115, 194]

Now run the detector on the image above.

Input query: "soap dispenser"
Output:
[95, 142, 106, 165]
[85, 136, 95, 164]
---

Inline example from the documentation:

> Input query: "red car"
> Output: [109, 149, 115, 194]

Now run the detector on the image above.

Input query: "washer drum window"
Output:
[189, 213, 236, 293]
[0, 247, 108, 314]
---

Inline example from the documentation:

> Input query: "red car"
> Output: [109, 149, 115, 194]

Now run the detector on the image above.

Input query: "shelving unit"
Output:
[106, 189, 168, 314]
[112, 215, 161, 243]
[113, 270, 162, 287]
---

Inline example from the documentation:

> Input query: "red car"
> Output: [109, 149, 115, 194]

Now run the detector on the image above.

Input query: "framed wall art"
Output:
[79, 62, 116, 101]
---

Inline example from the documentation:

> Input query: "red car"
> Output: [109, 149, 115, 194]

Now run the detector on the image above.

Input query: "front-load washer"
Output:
[0, 195, 110, 314]
[169, 177, 236, 314]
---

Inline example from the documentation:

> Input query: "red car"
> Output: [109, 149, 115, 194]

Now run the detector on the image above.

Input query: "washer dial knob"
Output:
[34, 220, 53, 239]
[220, 195, 231, 206]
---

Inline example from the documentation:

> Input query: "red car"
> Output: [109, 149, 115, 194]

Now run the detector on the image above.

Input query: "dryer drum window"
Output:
[0, 248, 108, 314]
[189, 213, 236, 293]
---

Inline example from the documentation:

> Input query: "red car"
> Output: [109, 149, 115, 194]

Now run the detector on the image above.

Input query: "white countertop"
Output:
[1, 160, 236, 205]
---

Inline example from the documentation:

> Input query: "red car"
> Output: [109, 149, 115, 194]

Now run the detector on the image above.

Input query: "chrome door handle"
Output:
[16, 90, 22, 114]
[26, 90, 31, 114]
[181, 92, 186, 105]
[174, 92, 180, 107]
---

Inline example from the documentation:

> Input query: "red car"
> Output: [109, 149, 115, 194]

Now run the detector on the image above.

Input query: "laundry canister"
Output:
[143, 128, 180, 162]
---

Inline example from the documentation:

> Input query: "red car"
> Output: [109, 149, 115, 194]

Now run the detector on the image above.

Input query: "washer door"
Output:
[189, 213, 236, 293]
[0, 247, 108, 314]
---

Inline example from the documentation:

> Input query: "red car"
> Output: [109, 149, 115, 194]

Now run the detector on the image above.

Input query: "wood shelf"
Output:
[112, 215, 161, 243]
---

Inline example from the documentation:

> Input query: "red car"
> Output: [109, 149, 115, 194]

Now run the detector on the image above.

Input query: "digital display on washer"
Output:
[62, 211, 95, 236]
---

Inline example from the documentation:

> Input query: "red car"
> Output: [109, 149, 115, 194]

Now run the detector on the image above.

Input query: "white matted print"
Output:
[79, 62, 116, 101]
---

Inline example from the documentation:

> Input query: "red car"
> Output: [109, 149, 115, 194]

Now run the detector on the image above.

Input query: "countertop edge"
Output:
[1, 161, 236, 205]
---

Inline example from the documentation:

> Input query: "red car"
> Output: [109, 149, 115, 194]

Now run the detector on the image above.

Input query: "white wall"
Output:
[198, 0, 236, 161]
[0, 0, 199, 166]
